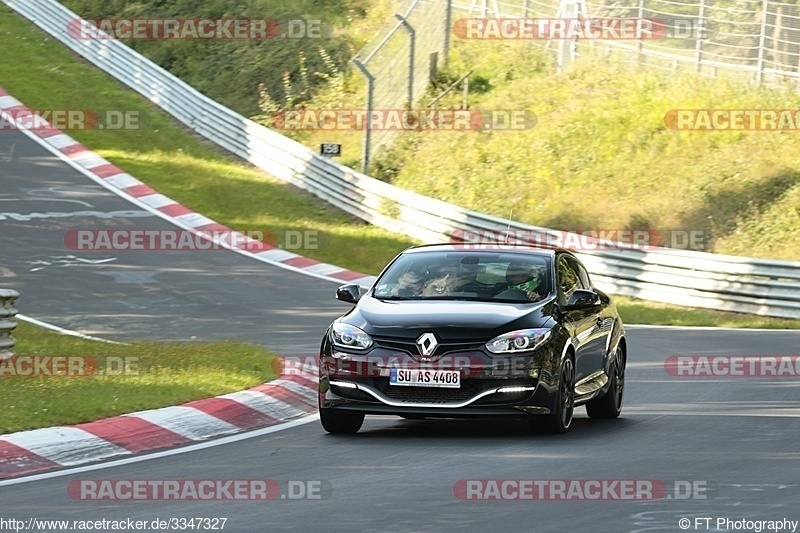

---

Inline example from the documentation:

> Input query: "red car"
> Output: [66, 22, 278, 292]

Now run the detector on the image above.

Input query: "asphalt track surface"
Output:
[2, 127, 800, 532]
[0, 128, 344, 354]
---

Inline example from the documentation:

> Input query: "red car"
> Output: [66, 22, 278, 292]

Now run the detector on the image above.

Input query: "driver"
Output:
[504, 263, 546, 301]
[421, 264, 459, 296]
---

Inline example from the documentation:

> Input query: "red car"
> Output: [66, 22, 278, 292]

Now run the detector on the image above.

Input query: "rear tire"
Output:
[320, 408, 364, 434]
[534, 356, 575, 434]
[586, 346, 625, 419]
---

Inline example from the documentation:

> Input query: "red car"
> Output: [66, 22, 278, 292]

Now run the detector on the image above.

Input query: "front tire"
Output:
[535, 356, 575, 434]
[319, 408, 365, 434]
[586, 346, 625, 419]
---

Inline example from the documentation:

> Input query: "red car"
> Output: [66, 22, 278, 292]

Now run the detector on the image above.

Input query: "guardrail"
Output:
[0, 289, 20, 359]
[4, 0, 800, 319]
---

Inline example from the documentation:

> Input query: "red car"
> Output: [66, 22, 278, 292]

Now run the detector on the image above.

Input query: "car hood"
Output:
[344, 294, 555, 341]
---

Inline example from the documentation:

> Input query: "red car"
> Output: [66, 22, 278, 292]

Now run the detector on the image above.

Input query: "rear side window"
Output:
[571, 258, 592, 289]
[557, 255, 581, 300]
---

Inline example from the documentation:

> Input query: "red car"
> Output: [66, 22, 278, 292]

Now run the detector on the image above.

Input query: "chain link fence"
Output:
[451, 0, 800, 84]
[352, 0, 451, 173]
[354, 0, 800, 170]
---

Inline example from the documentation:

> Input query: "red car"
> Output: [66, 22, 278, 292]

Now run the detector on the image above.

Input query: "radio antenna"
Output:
[504, 209, 513, 244]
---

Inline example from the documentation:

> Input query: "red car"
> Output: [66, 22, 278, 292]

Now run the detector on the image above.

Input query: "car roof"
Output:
[401, 243, 572, 258]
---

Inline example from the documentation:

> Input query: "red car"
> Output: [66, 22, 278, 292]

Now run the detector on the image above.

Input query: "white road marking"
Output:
[0, 414, 319, 487]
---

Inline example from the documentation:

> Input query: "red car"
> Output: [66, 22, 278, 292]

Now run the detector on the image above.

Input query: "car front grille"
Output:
[372, 338, 485, 357]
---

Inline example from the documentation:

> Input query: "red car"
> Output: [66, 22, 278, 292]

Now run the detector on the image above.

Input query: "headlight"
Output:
[485, 329, 551, 354]
[331, 323, 373, 350]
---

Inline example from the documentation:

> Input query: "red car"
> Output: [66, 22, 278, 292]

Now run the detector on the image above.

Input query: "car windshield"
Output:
[372, 251, 552, 303]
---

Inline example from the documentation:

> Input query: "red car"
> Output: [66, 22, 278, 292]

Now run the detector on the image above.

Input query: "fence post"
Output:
[695, 0, 707, 73]
[637, 0, 646, 67]
[443, 0, 452, 68]
[0, 289, 20, 360]
[756, 0, 770, 85]
[556, 0, 580, 73]
[395, 14, 415, 109]
[352, 59, 374, 175]
[773, 5, 784, 71]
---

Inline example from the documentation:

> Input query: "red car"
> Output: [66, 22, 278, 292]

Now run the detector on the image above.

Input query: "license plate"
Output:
[389, 368, 460, 388]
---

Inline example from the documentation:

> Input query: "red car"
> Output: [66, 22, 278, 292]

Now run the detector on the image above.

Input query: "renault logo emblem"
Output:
[416, 333, 438, 357]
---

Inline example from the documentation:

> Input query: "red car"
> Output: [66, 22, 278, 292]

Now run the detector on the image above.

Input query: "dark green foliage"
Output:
[61, 0, 370, 116]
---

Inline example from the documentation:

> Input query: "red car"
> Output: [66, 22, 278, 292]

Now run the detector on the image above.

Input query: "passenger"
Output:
[421, 264, 459, 296]
[392, 270, 425, 296]
[421, 262, 487, 296]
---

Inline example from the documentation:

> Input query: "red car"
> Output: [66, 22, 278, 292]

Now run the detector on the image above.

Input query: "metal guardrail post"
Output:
[395, 14, 415, 110]
[556, 0, 581, 73]
[443, 0, 453, 68]
[351, 59, 375, 175]
[695, 0, 707, 73]
[0, 289, 20, 359]
[756, 0, 770, 85]
[637, 0, 646, 67]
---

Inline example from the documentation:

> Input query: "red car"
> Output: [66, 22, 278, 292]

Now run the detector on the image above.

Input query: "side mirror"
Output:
[336, 284, 362, 304]
[563, 289, 600, 311]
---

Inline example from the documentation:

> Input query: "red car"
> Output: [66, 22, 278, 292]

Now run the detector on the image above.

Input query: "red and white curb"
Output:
[0, 372, 318, 480]
[0, 87, 377, 288]
[0, 87, 356, 480]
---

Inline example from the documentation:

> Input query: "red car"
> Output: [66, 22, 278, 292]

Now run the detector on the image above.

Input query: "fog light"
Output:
[496, 386, 537, 393]
[329, 380, 358, 389]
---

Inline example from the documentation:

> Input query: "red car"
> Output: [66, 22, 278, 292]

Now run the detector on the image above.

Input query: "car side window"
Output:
[557, 256, 581, 300]
[571, 258, 592, 289]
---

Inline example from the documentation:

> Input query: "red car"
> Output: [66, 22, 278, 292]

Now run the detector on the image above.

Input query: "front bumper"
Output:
[319, 346, 560, 417]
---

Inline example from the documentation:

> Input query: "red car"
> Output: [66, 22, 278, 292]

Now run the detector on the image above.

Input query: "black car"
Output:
[318, 244, 626, 434]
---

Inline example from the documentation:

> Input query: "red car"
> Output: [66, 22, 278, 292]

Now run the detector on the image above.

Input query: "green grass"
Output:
[383, 41, 800, 261]
[255, 39, 800, 263]
[615, 296, 800, 329]
[1, 7, 797, 330]
[0, 322, 278, 434]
